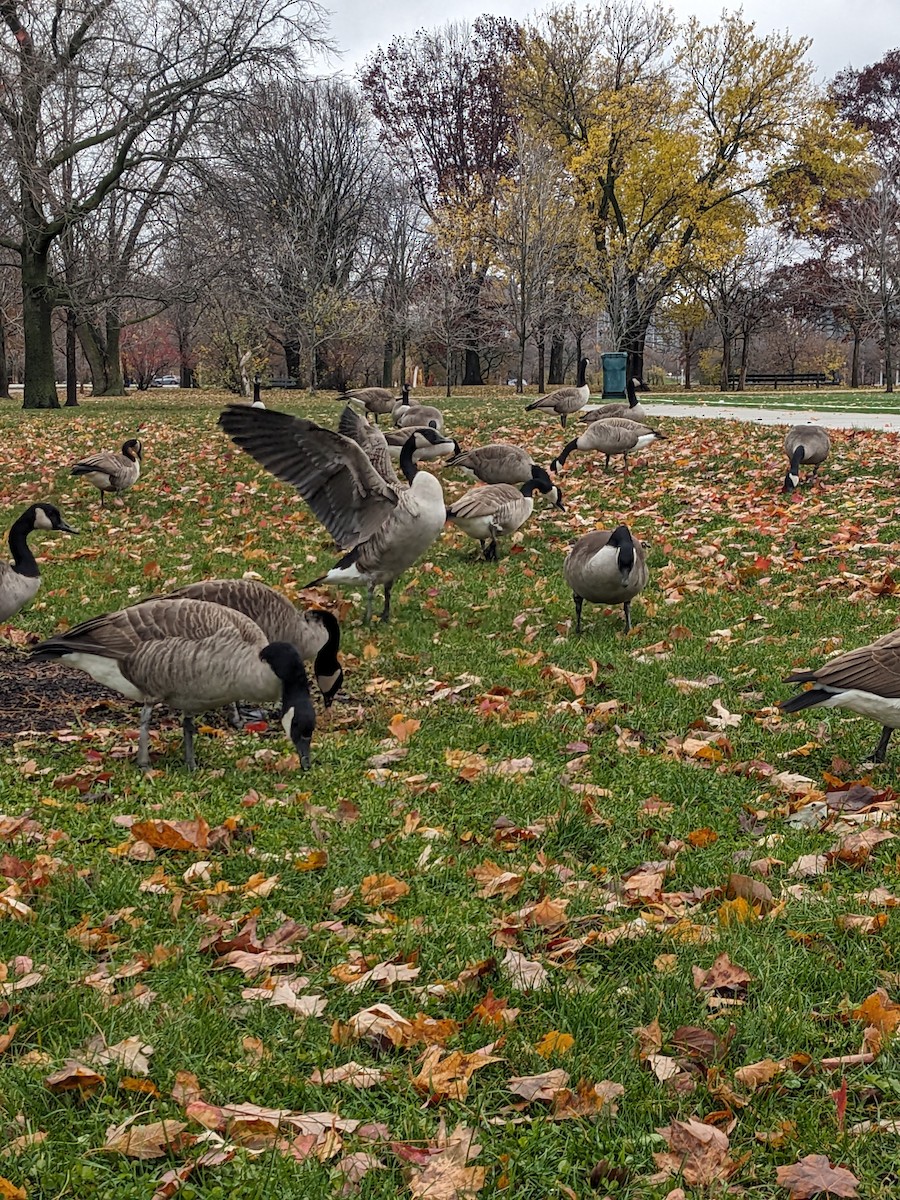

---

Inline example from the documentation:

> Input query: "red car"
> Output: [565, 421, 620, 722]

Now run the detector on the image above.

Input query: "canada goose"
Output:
[525, 358, 590, 428]
[158, 579, 343, 709]
[393, 401, 445, 431]
[580, 377, 649, 425]
[551, 417, 665, 474]
[446, 477, 564, 561]
[71, 439, 142, 506]
[0, 503, 78, 622]
[384, 426, 459, 463]
[339, 386, 401, 424]
[564, 525, 648, 634]
[218, 406, 450, 624]
[339, 402, 398, 484]
[783, 425, 830, 491]
[779, 628, 900, 763]
[32, 599, 316, 769]
[448, 444, 554, 488]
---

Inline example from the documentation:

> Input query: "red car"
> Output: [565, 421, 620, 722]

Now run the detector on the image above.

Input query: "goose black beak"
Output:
[59, 521, 79, 534]
[294, 734, 313, 770]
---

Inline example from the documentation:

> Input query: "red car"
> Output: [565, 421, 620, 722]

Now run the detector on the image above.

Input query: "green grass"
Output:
[1, 390, 900, 1198]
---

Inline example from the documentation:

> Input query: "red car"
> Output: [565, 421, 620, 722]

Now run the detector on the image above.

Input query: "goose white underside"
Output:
[633, 434, 656, 451]
[451, 515, 498, 539]
[321, 563, 365, 584]
[63, 652, 146, 702]
[817, 688, 900, 728]
[82, 471, 114, 490]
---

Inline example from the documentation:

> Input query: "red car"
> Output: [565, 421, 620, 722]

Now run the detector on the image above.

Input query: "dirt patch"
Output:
[0, 644, 127, 740]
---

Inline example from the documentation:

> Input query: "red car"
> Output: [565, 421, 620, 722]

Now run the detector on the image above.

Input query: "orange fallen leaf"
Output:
[130, 817, 209, 851]
[360, 874, 409, 906]
[535, 1030, 574, 1059]
[388, 714, 421, 744]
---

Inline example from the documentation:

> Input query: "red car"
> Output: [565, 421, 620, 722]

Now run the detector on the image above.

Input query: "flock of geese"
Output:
[2, 374, 900, 768]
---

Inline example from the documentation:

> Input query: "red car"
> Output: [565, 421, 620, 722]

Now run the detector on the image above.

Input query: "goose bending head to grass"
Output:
[780, 629, 900, 764]
[32, 599, 316, 770]
[782, 425, 830, 492]
[393, 400, 445, 431]
[446, 477, 564, 561]
[551, 417, 664, 475]
[564, 524, 648, 634]
[0, 503, 78, 622]
[71, 439, 142, 507]
[580, 376, 649, 425]
[339, 386, 401, 424]
[448, 444, 553, 487]
[525, 357, 590, 427]
[218, 404, 452, 625]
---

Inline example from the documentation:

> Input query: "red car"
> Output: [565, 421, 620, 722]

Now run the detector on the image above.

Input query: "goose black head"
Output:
[122, 439, 143, 462]
[782, 446, 804, 492]
[30, 503, 78, 535]
[259, 642, 316, 768]
[609, 524, 636, 583]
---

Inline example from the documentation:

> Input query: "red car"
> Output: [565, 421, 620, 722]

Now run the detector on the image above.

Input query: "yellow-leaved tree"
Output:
[514, 2, 869, 379]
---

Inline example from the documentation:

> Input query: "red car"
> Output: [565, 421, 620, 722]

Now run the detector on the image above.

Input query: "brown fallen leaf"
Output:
[470, 989, 519, 1028]
[130, 818, 209, 851]
[775, 1153, 859, 1198]
[411, 1043, 502, 1101]
[550, 1078, 624, 1119]
[309, 1062, 387, 1089]
[507, 1068, 569, 1102]
[470, 860, 524, 900]
[336, 1150, 385, 1195]
[346, 960, 420, 993]
[692, 952, 751, 996]
[851, 989, 900, 1035]
[652, 1117, 742, 1186]
[102, 1117, 191, 1160]
[501, 949, 548, 991]
[388, 714, 421, 744]
[734, 1057, 787, 1091]
[360, 874, 409, 906]
[634, 1017, 664, 1060]
[171, 1070, 203, 1107]
[44, 1060, 104, 1094]
[406, 1123, 485, 1200]
[84, 1034, 154, 1076]
[836, 913, 889, 936]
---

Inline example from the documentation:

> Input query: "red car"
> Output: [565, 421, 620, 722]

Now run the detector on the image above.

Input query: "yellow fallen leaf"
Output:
[535, 1030, 574, 1059]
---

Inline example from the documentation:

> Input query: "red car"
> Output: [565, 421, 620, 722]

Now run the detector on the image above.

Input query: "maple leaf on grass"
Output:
[411, 1042, 503, 1101]
[507, 1068, 570, 1102]
[44, 1060, 104, 1094]
[309, 1062, 387, 1089]
[406, 1123, 486, 1200]
[360, 873, 409, 906]
[129, 817, 209, 851]
[102, 1116, 192, 1160]
[775, 1154, 859, 1198]
[83, 1034, 154, 1075]
[651, 1117, 743, 1186]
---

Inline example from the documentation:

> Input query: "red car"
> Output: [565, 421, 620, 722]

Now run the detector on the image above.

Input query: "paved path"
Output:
[643, 402, 900, 431]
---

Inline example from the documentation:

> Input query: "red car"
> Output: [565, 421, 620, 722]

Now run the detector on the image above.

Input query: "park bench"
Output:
[728, 372, 837, 390]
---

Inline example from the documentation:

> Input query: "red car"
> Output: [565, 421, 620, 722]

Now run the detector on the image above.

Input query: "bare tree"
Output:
[0, 0, 326, 409]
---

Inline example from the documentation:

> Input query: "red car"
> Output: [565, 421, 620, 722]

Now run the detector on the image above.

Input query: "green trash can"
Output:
[601, 352, 628, 399]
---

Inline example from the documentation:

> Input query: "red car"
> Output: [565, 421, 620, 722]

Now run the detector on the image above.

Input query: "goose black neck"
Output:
[556, 439, 577, 468]
[520, 479, 545, 498]
[399, 436, 419, 485]
[311, 610, 341, 674]
[8, 513, 39, 578]
[790, 445, 805, 471]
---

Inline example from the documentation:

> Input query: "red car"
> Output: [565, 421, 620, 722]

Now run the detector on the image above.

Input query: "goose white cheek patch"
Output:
[281, 707, 295, 739]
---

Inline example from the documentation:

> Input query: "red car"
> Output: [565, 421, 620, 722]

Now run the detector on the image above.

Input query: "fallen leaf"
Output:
[130, 818, 209, 851]
[652, 1117, 741, 1186]
[407, 1123, 485, 1199]
[501, 949, 548, 991]
[507, 1068, 570, 1102]
[44, 1061, 104, 1094]
[360, 874, 409, 906]
[411, 1043, 502, 1101]
[102, 1117, 191, 1160]
[388, 714, 421, 744]
[535, 1030, 574, 1058]
[84, 1035, 154, 1076]
[309, 1062, 387, 1089]
[470, 860, 523, 900]
[775, 1154, 859, 1198]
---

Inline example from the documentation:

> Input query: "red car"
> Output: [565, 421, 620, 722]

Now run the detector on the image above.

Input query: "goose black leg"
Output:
[380, 581, 393, 623]
[869, 726, 893, 764]
[137, 703, 153, 769]
[623, 601, 632, 634]
[484, 539, 498, 562]
[573, 593, 584, 634]
[182, 715, 197, 771]
[604, 455, 611, 473]
[560, 414, 567, 429]
[623, 454, 629, 476]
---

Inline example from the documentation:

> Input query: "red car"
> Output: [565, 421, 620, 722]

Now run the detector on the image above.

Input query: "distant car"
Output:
[151, 374, 180, 388]
[507, 378, 528, 386]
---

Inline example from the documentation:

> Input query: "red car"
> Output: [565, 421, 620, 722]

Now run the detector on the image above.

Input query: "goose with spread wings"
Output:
[218, 404, 453, 624]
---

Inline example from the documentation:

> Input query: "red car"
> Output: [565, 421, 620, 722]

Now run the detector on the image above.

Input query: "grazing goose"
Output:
[551, 417, 665, 475]
[218, 406, 450, 624]
[783, 425, 830, 491]
[525, 357, 590, 427]
[448, 444, 553, 487]
[780, 630, 900, 763]
[580, 377, 649, 425]
[446, 477, 564, 561]
[339, 385, 403, 424]
[71, 439, 142, 506]
[393, 400, 445, 431]
[0, 503, 78, 622]
[32, 599, 316, 769]
[384, 426, 459, 463]
[564, 525, 648, 634]
[158, 579, 343, 709]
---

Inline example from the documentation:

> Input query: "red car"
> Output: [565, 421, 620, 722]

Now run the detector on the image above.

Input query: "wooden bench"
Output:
[260, 378, 302, 389]
[728, 372, 837, 390]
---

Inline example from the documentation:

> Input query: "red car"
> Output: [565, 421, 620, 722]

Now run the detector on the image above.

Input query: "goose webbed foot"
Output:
[182, 715, 197, 771]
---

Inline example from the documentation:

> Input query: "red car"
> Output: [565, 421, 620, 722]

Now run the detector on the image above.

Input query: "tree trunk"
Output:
[21, 247, 60, 409]
[284, 339, 301, 380]
[180, 366, 197, 388]
[682, 330, 692, 390]
[548, 333, 564, 385]
[575, 329, 583, 368]
[462, 344, 483, 386]
[536, 332, 545, 394]
[65, 309, 78, 406]
[738, 334, 749, 392]
[885, 341, 894, 395]
[400, 335, 407, 388]
[381, 336, 393, 388]
[76, 317, 110, 395]
[0, 309, 10, 399]
[719, 334, 732, 392]
[103, 312, 124, 395]
[850, 332, 860, 388]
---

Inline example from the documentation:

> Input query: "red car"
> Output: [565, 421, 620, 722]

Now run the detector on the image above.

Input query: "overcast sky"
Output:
[323, 0, 895, 81]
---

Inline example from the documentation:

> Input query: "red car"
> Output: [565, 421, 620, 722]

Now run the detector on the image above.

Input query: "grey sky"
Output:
[324, 0, 896, 80]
